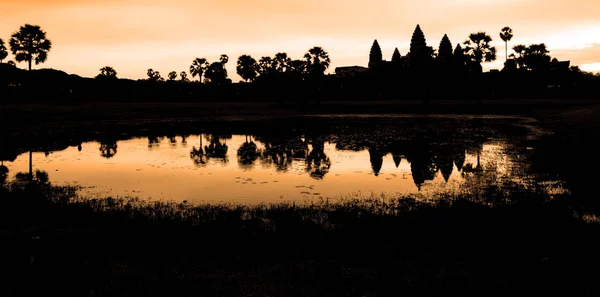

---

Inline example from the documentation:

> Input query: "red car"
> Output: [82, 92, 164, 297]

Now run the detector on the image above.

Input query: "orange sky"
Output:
[1, 0, 600, 80]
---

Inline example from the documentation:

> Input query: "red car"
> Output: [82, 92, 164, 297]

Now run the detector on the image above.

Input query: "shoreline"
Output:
[1, 98, 598, 129]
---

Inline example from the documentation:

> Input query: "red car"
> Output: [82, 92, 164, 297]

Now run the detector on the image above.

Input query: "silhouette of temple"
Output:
[334, 24, 449, 77]
[335, 66, 369, 78]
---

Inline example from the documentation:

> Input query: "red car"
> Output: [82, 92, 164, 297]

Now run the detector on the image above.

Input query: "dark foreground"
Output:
[2, 101, 600, 296]
[1, 178, 600, 297]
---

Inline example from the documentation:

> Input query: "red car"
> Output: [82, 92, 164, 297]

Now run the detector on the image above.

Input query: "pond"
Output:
[0, 115, 565, 203]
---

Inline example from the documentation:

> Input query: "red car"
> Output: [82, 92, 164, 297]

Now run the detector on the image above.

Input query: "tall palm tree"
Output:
[0, 38, 8, 63]
[189, 58, 208, 82]
[9, 24, 52, 71]
[219, 54, 229, 64]
[463, 32, 497, 66]
[499, 27, 513, 62]
[304, 46, 331, 76]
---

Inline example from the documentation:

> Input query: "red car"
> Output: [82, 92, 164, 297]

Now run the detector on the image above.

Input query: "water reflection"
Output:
[0, 117, 562, 203]
[238, 135, 261, 170]
[205, 134, 230, 164]
[306, 136, 331, 180]
[99, 140, 118, 159]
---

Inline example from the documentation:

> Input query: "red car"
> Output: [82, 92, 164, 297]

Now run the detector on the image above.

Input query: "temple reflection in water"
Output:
[0, 117, 544, 202]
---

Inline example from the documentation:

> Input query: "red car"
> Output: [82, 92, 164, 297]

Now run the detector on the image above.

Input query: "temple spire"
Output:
[369, 39, 383, 69]
[410, 24, 427, 55]
[391, 48, 401, 63]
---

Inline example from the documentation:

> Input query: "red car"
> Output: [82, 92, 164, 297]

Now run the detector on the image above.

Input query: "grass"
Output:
[1, 99, 598, 131]
[1, 177, 599, 297]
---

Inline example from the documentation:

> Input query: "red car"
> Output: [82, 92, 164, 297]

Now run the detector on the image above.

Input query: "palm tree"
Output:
[167, 71, 178, 81]
[236, 55, 258, 82]
[0, 38, 8, 63]
[272, 52, 291, 72]
[288, 60, 307, 75]
[511, 44, 527, 69]
[499, 27, 513, 62]
[180, 71, 189, 82]
[219, 54, 229, 64]
[9, 24, 52, 71]
[463, 32, 497, 67]
[258, 56, 274, 76]
[147, 69, 163, 82]
[99, 142, 118, 159]
[97, 66, 117, 79]
[304, 46, 331, 76]
[189, 58, 208, 82]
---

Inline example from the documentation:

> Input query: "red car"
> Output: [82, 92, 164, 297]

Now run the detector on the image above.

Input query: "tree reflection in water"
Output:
[205, 134, 229, 164]
[148, 136, 163, 149]
[237, 135, 261, 170]
[258, 135, 308, 172]
[99, 141, 118, 159]
[305, 136, 331, 180]
[191, 134, 230, 166]
[190, 135, 207, 166]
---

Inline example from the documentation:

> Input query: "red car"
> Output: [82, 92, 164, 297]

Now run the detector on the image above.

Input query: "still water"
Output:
[1, 115, 562, 203]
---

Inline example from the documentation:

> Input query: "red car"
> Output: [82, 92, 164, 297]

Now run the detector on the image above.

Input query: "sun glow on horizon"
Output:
[2, 0, 600, 80]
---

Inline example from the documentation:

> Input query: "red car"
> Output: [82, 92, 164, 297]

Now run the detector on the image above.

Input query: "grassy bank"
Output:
[1, 178, 599, 297]
[1, 99, 598, 130]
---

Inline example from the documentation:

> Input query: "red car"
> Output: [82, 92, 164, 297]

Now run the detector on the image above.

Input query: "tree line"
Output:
[97, 47, 331, 85]
[1, 23, 598, 103]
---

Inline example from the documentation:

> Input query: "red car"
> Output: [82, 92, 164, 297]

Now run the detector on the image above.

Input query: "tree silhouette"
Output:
[454, 44, 465, 63]
[258, 56, 275, 77]
[0, 164, 8, 184]
[0, 38, 7, 63]
[99, 141, 118, 159]
[204, 135, 229, 164]
[237, 136, 261, 169]
[147, 69, 164, 82]
[273, 52, 291, 72]
[219, 54, 229, 64]
[287, 59, 307, 78]
[463, 32, 497, 69]
[511, 44, 551, 71]
[369, 40, 382, 69]
[189, 58, 208, 82]
[391, 48, 401, 64]
[306, 138, 331, 180]
[9, 24, 52, 71]
[499, 27, 513, 62]
[167, 71, 178, 81]
[96, 66, 117, 79]
[204, 55, 229, 85]
[180, 71, 189, 82]
[511, 44, 527, 69]
[236, 55, 259, 82]
[438, 34, 453, 63]
[304, 46, 331, 76]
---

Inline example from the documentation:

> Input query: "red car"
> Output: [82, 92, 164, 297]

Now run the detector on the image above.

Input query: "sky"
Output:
[1, 0, 600, 81]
